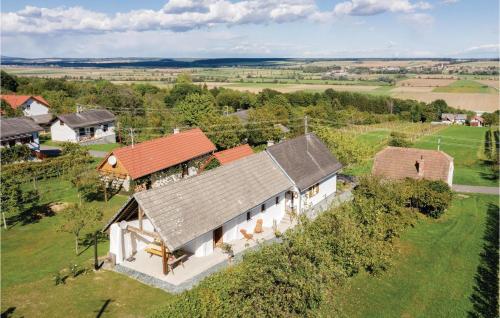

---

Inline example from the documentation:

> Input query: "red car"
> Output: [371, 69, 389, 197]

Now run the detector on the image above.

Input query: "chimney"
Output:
[173, 128, 180, 134]
[416, 155, 424, 177]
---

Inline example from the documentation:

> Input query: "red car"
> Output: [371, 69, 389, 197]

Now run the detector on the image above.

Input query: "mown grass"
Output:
[433, 80, 496, 94]
[414, 126, 497, 186]
[41, 139, 121, 153]
[321, 194, 499, 317]
[1, 177, 171, 317]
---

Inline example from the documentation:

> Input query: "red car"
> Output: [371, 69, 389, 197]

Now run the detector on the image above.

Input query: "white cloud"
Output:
[399, 12, 435, 27]
[333, 0, 432, 16]
[462, 43, 500, 53]
[1, 1, 318, 34]
[441, 0, 459, 4]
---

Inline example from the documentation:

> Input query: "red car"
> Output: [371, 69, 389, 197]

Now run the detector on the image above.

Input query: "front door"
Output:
[213, 227, 223, 248]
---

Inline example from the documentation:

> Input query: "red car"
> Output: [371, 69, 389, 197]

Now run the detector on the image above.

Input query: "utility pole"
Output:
[437, 137, 441, 151]
[304, 116, 308, 135]
[117, 121, 121, 143]
[130, 128, 134, 147]
[224, 106, 229, 116]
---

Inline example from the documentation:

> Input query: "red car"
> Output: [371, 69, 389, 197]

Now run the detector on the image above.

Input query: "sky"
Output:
[1, 0, 499, 58]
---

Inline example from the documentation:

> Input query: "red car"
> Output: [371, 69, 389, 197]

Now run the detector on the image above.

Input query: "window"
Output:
[246, 212, 251, 221]
[79, 128, 86, 136]
[261, 204, 266, 212]
[275, 196, 279, 205]
[102, 124, 108, 132]
[307, 183, 320, 198]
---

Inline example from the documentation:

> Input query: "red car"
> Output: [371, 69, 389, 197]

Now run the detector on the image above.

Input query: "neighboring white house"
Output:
[50, 109, 116, 143]
[0, 117, 43, 151]
[0, 95, 51, 117]
[266, 133, 343, 215]
[441, 113, 467, 125]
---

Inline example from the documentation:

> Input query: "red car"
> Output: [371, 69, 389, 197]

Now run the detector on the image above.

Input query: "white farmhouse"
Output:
[0, 95, 50, 116]
[50, 109, 116, 144]
[103, 134, 343, 285]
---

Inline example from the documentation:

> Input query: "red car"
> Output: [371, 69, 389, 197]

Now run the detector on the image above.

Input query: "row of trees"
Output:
[3, 71, 485, 151]
[152, 177, 452, 317]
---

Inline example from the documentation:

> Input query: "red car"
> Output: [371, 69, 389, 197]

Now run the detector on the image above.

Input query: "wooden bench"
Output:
[145, 244, 188, 274]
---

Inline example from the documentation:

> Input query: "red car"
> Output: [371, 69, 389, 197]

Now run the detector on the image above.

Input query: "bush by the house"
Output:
[404, 179, 453, 218]
[388, 131, 412, 148]
[1, 144, 33, 164]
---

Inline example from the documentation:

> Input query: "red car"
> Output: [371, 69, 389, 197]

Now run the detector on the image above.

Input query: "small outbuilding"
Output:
[98, 128, 216, 192]
[372, 147, 454, 186]
[50, 109, 116, 144]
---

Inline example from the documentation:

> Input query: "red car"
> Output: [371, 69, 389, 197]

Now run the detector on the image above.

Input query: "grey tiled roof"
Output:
[0, 117, 43, 139]
[57, 109, 115, 129]
[266, 133, 343, 191]
[30, 113, 54, 125]
[134, 151, 293, 251]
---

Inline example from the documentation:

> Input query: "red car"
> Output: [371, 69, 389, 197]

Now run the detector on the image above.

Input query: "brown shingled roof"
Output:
[213, 144, 254, 165]
[100, 128, 216, 180]
[372, 147, 453, 183]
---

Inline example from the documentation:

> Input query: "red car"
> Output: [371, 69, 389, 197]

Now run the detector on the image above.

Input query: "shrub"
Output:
[53, 271, 66, 286]
[388, 131, 412, 147]
[1, 144, 32, 164]
[405, 179, 453, 218]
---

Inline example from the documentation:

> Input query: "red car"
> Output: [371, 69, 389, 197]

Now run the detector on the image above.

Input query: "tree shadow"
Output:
[95, 299, 112, 318]
[7, 203, 55, 227]
[77, 232, 108, 257]
[468, 202, 499, 318]
[1, 307, 16, 318]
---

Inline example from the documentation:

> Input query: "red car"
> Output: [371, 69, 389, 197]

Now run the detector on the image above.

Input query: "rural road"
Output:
[452, 184, 499, 195]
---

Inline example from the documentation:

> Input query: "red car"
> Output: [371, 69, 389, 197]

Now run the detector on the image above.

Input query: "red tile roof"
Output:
[0, 95, 50, 109]
[106, 128, 216, 180]
[372, 147, 453, 184]
[213, 144, 254, 165]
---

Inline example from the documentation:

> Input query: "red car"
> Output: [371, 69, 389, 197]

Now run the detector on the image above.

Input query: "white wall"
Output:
[23, 99, 49, 116]
[180, 191, 288, 258]
[50, 120, 116, 143]
[50, 119, 78, 142]
[447, 162, 454, 186]
[110, 219, 155, 264]
[299, 174, 337, 213]
[182, 232, 214, 257]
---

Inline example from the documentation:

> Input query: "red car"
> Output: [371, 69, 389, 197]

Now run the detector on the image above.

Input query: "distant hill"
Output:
[0, 57, 300, 68]
[1, 56, 497, 69]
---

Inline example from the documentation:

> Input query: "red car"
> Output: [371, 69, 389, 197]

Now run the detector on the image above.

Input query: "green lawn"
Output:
[1, 177, 172, 317]
[414, 126, 498, 186]
[41, 139, 121, 153]
[321, 194, 499, 317]
[433, 80, 496, 94]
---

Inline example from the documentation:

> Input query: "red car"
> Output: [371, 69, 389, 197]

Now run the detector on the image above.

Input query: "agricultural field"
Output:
[414, 126, 498, 186]
[1, 177, 171, 317]
[322, 194, 498, 317]
[3, 65, 499, 112]
[433, 79, 497, 94]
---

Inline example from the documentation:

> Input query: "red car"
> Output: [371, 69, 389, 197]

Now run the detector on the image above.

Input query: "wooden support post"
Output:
[138, 207, 143, 230]
[161, 240, 168, 275]
[103, 182, 108, 203]
[94, 231, 99, 270]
